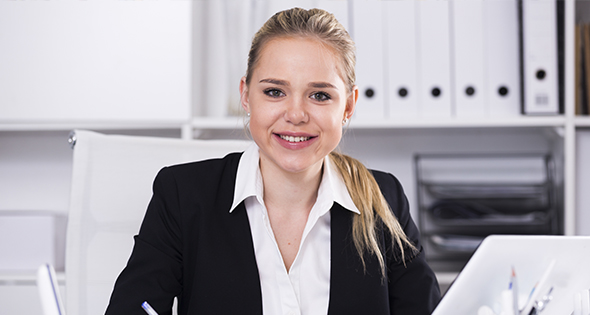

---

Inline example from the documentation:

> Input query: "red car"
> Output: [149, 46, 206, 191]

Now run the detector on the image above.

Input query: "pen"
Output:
[510, 266, 519, 314]
[142, 301, 159, 315]
[528, 286, 553, 315]
[521, 259, 556, 315]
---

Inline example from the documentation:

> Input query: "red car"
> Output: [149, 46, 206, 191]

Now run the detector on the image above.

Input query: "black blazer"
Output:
[105, 152, 440, 315]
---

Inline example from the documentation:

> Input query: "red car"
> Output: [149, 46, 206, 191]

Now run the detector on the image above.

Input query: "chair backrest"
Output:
[66, 130, 251, 315]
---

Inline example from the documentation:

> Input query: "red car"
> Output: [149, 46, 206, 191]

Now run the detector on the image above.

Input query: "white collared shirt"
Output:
[230, 144, 360, 315]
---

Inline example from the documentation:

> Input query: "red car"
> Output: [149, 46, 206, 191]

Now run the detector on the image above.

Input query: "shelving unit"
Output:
[195, 115, 571, 129]
[575, 117, 590, 127]
[1, 0, 589, 312]
[0, 121, 189, 132]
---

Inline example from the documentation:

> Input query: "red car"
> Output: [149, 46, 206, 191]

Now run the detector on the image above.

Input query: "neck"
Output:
[260, 158, 323, 215]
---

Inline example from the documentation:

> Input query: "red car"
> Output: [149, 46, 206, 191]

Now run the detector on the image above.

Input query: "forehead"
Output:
[254, 37, 344, 82]
[261, 36, 336, 58]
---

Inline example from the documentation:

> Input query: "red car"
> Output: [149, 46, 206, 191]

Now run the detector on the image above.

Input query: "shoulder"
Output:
[369, 169, 400, 186]
[369, 170, 406, 203]
[369, 169, 413, 228]
[160, 152, 242, 177]
[146, 152, 245, 220]
[153, 152, 243, 193]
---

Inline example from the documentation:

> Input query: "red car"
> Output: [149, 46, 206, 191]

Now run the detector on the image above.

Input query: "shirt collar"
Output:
[230, 143, 263, 212]
[230, 144, 360, 215]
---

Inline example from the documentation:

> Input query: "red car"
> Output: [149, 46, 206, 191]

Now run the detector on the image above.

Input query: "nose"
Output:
[284, 96, 309, 125]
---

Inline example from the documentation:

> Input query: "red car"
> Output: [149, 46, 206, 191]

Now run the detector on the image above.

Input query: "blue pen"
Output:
[142, 301, 159, 315]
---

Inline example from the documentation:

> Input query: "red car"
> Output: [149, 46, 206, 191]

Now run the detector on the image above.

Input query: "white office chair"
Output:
[65, 130, 251, 315]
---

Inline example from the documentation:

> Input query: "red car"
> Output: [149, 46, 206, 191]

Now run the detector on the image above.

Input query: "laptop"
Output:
[432, 235, 590, 315]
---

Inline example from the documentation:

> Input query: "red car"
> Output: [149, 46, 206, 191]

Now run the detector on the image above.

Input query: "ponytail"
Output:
[329, 151, 417, 277]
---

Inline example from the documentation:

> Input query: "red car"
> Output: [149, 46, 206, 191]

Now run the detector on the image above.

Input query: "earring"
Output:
[342, 118, 349, 125]
[247, 112, 251, 117]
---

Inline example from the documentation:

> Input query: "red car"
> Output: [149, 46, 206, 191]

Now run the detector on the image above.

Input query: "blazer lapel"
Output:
[201, 153, 263, 314]
[224, 201, 263, 313]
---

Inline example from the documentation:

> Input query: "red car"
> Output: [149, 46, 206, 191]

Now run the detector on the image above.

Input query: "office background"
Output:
[1, 0, 589, 314]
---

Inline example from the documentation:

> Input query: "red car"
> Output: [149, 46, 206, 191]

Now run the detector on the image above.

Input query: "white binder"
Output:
[521, 0, 560, 115]
[417, 0, 453, 118]
[385, 0, 419, 119]
[484, 0, 522, 118]
[351, 0, 385, 119]
[451, 0, 486, 118]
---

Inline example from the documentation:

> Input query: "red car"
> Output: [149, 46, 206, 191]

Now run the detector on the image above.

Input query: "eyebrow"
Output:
[308, 82, 337, 89]
[259, 78, 289, 86]
[259, 78, 337, 89]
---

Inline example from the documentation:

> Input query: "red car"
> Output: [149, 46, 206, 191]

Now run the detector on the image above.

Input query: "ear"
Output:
[344, 85, 359, 120]
[239, 77, 250, 113]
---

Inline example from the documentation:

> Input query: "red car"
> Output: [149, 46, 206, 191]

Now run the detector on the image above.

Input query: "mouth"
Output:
[278, 134, 314, 143]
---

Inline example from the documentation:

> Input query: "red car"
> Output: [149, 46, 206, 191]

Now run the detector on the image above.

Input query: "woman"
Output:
[106, 8, 440, 315]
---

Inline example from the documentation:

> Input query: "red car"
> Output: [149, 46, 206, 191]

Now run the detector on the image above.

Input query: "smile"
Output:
[279, 135, 312, 143]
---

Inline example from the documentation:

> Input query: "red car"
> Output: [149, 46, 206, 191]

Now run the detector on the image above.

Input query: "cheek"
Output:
[248, 115, 266, 136]
[248, 107, 280, 140]
[319, 115, 344, 141]
[317, 109, 344, 129]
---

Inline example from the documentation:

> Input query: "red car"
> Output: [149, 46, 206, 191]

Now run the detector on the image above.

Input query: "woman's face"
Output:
[240, 37, 357, 176]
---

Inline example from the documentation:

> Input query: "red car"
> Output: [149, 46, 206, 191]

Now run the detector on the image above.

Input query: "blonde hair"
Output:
[246, 8, 416, 276]
[246, 8, 355, 93]
[330, 152, 417, 275]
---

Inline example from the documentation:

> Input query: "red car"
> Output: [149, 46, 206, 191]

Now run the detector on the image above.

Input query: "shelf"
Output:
[192, 117, 247, 129]
[192, 115, 568, 130]
[0, 209, 67, 215]
[575, 117, 590, 127]
[2, 116, 568, 132]
[0, 271, 64, 286]
[0, 120, 189, 132]
[348, 116, 567, 129]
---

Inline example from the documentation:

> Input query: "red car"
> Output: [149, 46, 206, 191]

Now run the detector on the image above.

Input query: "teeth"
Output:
[280, 135, 311, 143]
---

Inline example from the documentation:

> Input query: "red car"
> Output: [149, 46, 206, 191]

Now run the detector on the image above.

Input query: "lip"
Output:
[273, 132, 318, 149]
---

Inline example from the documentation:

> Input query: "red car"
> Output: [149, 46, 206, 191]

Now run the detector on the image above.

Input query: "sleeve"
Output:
[105, 167, 183, 315]
[372, 171, 441, 315]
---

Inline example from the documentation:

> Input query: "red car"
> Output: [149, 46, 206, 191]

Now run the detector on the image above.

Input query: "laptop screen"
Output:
[432, 235, 590, 315]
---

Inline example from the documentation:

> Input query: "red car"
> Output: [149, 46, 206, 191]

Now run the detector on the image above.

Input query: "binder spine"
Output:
[519, 0, 561, 115]
[519, 0, 526, 115]
[484, 0, 521, 118]
[416, 0, 453, 118]
[350, 0, 386, 119]
[556, 0, 565, 114]
[451, 0, 487, 118]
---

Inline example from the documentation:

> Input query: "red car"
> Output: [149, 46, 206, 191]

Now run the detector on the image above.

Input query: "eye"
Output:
[311, 91, 331, 102]
[264, 88, 285, 98]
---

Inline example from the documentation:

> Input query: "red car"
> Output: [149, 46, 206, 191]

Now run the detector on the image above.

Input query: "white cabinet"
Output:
[0, 0, 191, 123]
